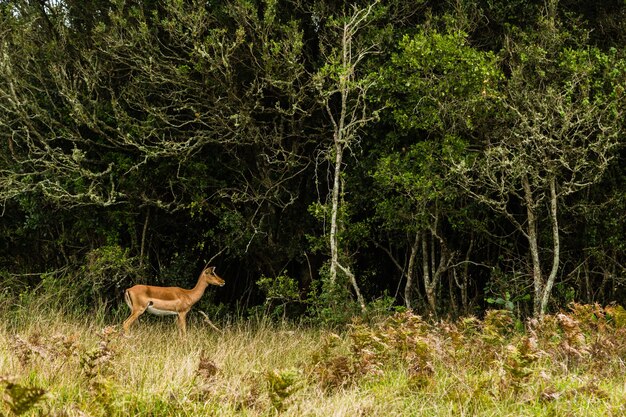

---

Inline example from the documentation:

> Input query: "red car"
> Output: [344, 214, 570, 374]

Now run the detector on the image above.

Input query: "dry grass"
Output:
[1, 304, 626, 416]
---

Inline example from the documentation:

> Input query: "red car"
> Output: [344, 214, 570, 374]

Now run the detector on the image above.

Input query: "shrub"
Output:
[37, 245, 146, 315]
[255, 274, 301, 320]
[482, 309, 517, 345]
[309, 312, 435, 390]
[79, 245, 146, 305]
[305, 265, 362, 327]
[265, 368, 301, 412]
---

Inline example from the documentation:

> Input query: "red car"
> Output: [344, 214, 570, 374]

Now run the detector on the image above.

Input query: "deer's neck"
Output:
[187, 275, 209, 302]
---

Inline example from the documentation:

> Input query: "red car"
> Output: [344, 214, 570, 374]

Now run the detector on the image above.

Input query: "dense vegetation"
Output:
[1, 0, 625, 320]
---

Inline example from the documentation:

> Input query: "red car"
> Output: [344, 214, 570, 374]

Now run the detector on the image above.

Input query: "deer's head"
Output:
[202, 266, 225, 287]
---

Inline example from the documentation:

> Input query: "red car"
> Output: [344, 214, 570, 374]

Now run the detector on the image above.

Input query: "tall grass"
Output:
[1, 299, 626, 416]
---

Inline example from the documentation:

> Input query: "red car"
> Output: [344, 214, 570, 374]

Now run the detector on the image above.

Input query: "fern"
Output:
[265, 368, 301, 412]
[0, 377, 46, 416]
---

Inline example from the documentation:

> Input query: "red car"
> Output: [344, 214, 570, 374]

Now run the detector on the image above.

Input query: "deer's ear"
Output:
[210, 267, 216, 273]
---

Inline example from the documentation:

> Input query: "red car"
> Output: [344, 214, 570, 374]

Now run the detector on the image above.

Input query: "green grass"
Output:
[1, 304, 626, 416]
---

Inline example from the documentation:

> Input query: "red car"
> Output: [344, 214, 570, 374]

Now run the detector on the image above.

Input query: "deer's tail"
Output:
[124, 289, 132, 309]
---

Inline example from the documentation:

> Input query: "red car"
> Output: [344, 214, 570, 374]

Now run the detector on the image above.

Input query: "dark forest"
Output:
[1, 0, 625, 322]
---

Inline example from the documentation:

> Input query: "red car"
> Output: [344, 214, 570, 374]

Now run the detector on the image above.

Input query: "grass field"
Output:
[1, 303, 626, 416]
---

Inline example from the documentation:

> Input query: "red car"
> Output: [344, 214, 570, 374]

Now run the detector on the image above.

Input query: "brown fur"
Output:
[122, 266, 225, 336]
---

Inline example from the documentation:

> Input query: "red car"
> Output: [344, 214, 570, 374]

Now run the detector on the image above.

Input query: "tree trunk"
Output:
[337, 263, 366, 312]
[448, 272, 458, 317]
[404, 231, 420, 310]
[540, 176, 560, 315]
[583, 260, 591, 302]
[329, 140, 343, 285]
[326, 15, 370, 313]
[320, 2, 378, 312]
[458, 234, 474, 314]
[421, 231, 437, 312]
[328, 17, 351, 287]
[522, 174, 544, 316]
[140, 206, 150, 268]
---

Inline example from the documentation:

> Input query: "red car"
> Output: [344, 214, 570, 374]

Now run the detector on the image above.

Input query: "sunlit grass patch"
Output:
[2, 304, 626, 416]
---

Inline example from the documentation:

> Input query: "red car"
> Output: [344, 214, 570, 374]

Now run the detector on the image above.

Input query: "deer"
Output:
[122, 266, 225, 336]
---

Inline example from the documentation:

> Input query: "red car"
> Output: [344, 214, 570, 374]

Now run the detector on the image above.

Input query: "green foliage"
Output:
[500, 336, 540, 391]
[484, 267, 532, 314]
[265, 368, 301, 412]
[381, 28, 501, 133]
[365, 292, 404, 319]
[482, 309, 518, 345]
[257, 274, 300, 303]
[35, 245, 145, 315]
[0, 377, 46, 417]
[80, 246, 145, 297]
[486, 292, 531, 312]
[0, 0, 626, 321]
[605, 304, 626, 328]
[255, 273, 301, 319]
[305, 265, 362, 327]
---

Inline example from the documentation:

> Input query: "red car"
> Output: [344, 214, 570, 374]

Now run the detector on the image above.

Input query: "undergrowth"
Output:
[1, 302, 626, 416]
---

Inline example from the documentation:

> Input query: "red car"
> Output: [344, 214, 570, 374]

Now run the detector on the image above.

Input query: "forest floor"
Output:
[1, 303, 626, 416]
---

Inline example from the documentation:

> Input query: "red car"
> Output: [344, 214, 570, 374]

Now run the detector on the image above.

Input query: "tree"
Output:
[313, 1, 383, 311]
[371, 27, 499, 312]
[455, 6, 625, 316]
[0, 0, 320, 290]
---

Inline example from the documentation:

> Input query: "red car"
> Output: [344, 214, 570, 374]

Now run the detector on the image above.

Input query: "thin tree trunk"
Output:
[421, 231, 437, 312]
[429, 242, 450, 316]
[522, 174, 543, 316]
[460, 234, 474, 314]
[583, 260, 591, 302]
[337, 263, 366, 312]
[449, 272, 458, 317]
[140, 206, 150, 268]
[329, 141, 343, 285]
[405, 231, 420, 310]
[329, 18, 351, 285]
[329, 139, 366, 312]
[374, 241, 405, 299]
[611, 260, 617, 300]
[540, 176, 560, 315]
